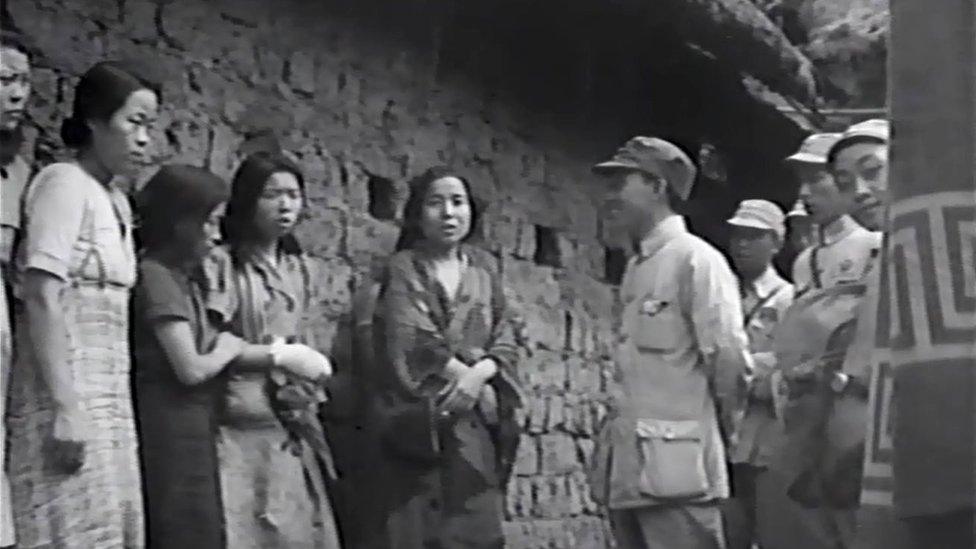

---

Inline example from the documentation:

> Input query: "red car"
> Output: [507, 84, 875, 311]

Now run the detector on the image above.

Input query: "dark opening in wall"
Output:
[367, 173, 398, 221]
[564, 310, 573, 351]
[533, 225, 561, 267]
[604, 247, 626, 285]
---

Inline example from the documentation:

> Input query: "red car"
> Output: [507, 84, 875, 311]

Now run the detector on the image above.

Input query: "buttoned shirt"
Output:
[792, 215, 881, 295]
[730, 266, 794, 465]
[603, 215, 752, 508]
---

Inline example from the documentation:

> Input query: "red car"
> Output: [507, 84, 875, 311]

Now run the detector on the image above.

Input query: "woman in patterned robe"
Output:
[374, 166, 523, 549]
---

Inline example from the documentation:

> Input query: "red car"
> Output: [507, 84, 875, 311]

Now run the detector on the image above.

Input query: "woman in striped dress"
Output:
[6, 61, 158, 548]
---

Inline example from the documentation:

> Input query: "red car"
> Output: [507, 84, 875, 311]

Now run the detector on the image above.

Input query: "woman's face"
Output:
[173, 203, 224, 262]
[420, 176, 472, 248]
[253, 171, 303, 240]
[89, 88, 158, 177]
[203, 202, 225, 248]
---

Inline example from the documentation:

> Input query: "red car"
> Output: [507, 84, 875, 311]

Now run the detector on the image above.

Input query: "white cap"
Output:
[727, 199, 786, 239]
[827, 119, 890, 164]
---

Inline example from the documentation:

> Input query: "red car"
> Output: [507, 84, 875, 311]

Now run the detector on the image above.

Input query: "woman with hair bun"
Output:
[6, 61, 158, 548]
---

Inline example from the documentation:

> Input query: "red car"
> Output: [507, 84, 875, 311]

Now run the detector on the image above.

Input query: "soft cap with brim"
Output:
[827, 119, 890, 164]
[786, 199, 810, 218]
[593, 136, 698, 200]
[786, 132, 842, 165]
[727, 199, 786, 239]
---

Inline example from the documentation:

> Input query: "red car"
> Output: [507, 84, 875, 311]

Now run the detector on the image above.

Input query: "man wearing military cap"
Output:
[722, 199, 796, 549]
[588, 136, 752, 549]
[791, 128, 882, 296]
[827, 119, 889, 232]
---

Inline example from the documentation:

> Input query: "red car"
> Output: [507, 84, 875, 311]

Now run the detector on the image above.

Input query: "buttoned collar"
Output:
[818, 214, 860, 246]
[744, 265, 787, 299]
[637, 215, 687, 260]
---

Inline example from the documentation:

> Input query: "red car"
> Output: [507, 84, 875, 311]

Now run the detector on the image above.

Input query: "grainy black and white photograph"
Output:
[0, 0, 973, 548]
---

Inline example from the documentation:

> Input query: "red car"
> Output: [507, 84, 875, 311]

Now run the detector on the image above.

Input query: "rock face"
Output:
[5, 0, 620, 546]
[757, 0, 889, 107]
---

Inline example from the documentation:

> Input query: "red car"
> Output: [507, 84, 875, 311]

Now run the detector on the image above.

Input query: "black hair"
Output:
[222, 151, 306, 256]
[136, 164, 230, 254]
[394, 166, 480, 252]
[60, 61, 159, 149]
[0, 30, 31, 56]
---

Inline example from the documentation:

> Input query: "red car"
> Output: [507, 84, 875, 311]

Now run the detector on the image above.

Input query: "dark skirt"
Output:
[136, 385, 224, 549]
[381, 410, 506, 549]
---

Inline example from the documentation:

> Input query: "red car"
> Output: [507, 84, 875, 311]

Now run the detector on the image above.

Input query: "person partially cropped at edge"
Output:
[0, 30, 33, 549]
[373, 166, 523, 549]
[771, 120, 891, 549]
[7, 61, 157, 548]
[589, 136, 752, 549]
[205, 151, 340, 548]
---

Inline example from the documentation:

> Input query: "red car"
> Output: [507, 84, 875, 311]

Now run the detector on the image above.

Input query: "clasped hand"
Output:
[437, 357, 497, 415]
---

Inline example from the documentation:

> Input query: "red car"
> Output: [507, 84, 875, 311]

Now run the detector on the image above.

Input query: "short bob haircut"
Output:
[136, 164, 230, 254]
[394, 166, 480, 252]
[60, 61, 160, 149]
[222, 150, 306, 255]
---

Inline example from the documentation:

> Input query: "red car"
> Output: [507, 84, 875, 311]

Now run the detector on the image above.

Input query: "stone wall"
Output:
[5, 0, 623, 546]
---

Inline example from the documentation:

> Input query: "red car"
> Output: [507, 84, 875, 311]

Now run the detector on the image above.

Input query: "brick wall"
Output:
[6, 0, 623, 546]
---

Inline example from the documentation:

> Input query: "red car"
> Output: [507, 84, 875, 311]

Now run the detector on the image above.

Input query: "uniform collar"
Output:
[818, 214, 860, 246]
[637, 215, 687, 259]
[745, 265, 787, 298]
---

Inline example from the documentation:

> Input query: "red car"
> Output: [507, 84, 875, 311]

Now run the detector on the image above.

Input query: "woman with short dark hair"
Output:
[131, 164, 240, 549]
[6, 60, 158, 548]
[374, 166, 524, 548]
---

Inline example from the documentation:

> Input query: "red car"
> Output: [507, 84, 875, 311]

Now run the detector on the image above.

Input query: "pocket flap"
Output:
[636, 419, 702, 441]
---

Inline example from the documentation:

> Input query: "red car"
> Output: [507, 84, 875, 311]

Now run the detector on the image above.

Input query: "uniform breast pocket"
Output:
[633, 295, 682, 352]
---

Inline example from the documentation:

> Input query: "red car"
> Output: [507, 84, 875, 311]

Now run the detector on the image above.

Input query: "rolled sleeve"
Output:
[20, 166, 88, 281]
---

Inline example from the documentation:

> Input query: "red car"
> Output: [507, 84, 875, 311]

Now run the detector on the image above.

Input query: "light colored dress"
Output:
[205, 245, 341, 549]
[7, 162, 142, 548]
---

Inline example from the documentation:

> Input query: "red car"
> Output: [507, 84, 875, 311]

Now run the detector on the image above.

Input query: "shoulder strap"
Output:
[809, 245, 823, 290]
[743, 282, 787, 327]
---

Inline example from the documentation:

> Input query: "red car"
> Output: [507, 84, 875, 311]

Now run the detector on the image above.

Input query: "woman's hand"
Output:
[439, 358, 498, 415]
[48, 403, 88, 474]
[271, 341, 333, 380]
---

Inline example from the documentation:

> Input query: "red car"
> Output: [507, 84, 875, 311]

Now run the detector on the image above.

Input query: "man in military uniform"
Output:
[590, 136, 752, 549]
[722, 199, 796, 549]
[773, 134, 834, 282]
[774, 120, 892, 549]
[792, 128, 882, 295]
